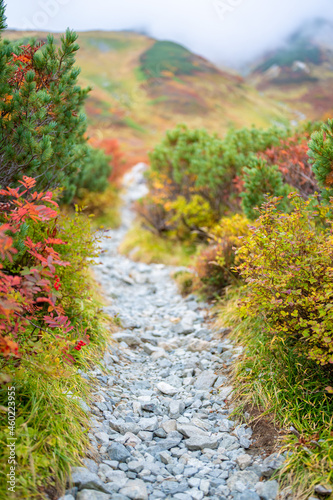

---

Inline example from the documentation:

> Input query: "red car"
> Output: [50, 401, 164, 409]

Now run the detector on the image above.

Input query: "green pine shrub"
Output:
[241, 157, 292, 220]
[308, 118, 333, 200]
[0, 7, 110, 201]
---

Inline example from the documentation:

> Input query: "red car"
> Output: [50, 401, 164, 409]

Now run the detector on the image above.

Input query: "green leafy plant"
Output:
[238, 194, 333, 365]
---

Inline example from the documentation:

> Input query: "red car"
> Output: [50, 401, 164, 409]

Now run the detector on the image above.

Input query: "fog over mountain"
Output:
[6, 0, 333, 67]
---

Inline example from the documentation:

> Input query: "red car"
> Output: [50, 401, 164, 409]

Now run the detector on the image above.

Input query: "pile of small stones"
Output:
[57, 165, 287, 500]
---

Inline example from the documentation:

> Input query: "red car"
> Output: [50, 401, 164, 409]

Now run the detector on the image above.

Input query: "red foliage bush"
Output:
[89, 137, 125, 183]
[259, 133, 319, 198]
[0, 177, 87, 360]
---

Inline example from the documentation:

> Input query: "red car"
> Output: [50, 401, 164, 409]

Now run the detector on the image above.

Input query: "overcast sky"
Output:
[6, 0, 333, 66]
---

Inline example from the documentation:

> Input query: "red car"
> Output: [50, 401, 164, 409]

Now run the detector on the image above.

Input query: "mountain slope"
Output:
[5, 30, 291, 162]
[249, 18, 333, 122]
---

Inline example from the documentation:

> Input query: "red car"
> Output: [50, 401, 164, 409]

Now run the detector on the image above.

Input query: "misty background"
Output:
[6, 0, 333, 67]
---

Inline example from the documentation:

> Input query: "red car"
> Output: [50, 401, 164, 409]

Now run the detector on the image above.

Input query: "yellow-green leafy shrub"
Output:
[195, 214, 249, 297]
[238, 194, 333, 366]
[166, 194, 216, 241]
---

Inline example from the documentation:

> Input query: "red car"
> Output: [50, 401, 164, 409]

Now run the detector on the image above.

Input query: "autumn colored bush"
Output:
[141, 123, 287, 241]
[238, 194, 333, 366]
[260, 132, 318, 198]
[164, 194, 217, 241]
[0, 176, 104, 362]
[195, 214, 249, 297]
[88, 137, 125, 184]
[0, 175, 111, 498]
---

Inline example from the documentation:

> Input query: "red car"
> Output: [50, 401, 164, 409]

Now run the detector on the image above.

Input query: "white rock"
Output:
[156, 381, 178, 396]
[200, 479, 211, 495]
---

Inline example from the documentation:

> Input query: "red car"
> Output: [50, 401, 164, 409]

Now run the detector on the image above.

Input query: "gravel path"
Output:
[58, 164, 284, 500]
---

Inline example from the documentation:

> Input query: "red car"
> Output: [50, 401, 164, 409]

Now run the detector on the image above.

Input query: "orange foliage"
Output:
[259, 134, 318, 198]
[89, 137, 124, 183]
[9, 43, 51, 90]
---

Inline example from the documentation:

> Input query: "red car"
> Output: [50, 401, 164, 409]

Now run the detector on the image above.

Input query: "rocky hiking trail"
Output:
[59, 164, 285, 500]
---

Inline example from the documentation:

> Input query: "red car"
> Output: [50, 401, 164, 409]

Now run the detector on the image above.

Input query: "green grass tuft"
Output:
[219, 288, 333, 499]
[119, 223, 202, 267]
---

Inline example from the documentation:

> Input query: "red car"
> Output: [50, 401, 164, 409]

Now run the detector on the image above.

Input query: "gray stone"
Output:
[95, 431, 110, 445]
[113, 333, 141, 347]
[227, 471, 260, 491]
[142, 343, 159, 355]
[149, 433, 183, 455]
[119, 479, 148, 500]
[76, 491, 111, 500]
[157, 451, 172, 465]
[256, 480, 279, 499]
[162, 419, 177, 434]
[185, 435, 219, 450]
[82, 459, 99, 474]
[70, 468, 110, 494]
[219, 386, 233, 399]
[162, 481, 189, 494]
[172, 464, 185, 475]
[185, 489, 203, 500]
[188, 478, 201, 489]
[238, 492, 260, 500]
[154, 427, 167, 438]
[137, 431, 153, 441]
[57, 495, 76, 500]
[104, 470, 128, 488]
[139, 416, 159, 431]
[194, 370, 218, 390]
[235, 454, 253, 470]
[200, 479, 210, 495]
[169, 400, 185, 419]
[141, 402, 156, 413]
[174, 494, 192, 500]
[177, 423, 209, 438]
[174, 323, 195, 335]
[314, 485, 332, 496]
[109, 418, 140, 435]
[239, 436, 251, 449]
[107, 442, 131, 463]
[261, 453, 285, 478]
[220, 434, 239, 451]
[71, 467, 111, 493]
[128, 461, 144, 473]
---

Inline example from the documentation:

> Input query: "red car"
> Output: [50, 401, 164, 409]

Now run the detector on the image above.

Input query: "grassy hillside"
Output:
[5, 30, 291, 163]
